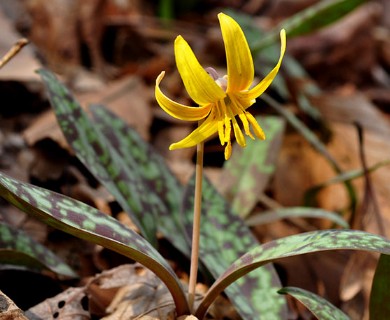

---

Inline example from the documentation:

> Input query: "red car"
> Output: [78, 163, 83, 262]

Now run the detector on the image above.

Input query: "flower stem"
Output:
[188, 140, 204, 312]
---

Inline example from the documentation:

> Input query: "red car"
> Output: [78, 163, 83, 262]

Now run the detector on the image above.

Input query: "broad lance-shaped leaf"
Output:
[278, 287, 349, 320]
[90, 105, 190, 256]
[220, 116, 285, 218]
[370, 254, 390, 320]
[182, 175, 287, 320]
[0, 223, 76, 278]
[38, 69, 164, 244]
[195, 229, 390, 318]
[0, 172, 190, 316]
[245, 207, 349, 228]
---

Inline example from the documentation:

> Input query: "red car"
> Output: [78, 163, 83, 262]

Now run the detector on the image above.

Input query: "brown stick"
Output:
[0, 38, 29, 70]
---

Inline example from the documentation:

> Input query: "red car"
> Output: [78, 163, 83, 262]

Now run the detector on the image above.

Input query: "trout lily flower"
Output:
[155, 13, 286, 160]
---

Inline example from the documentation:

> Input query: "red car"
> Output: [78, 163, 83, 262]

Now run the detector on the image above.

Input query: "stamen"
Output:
[246, 113, 266, 140]
[216, 101, 225, 144]
[217, 121, 224, 145]
[239, 113, 254, 139]
[220, 100, 231, 144]
[224, 116, 231, 143]
[232, 117, 246, 147]
[224, 141, 232, 160]
[229, 95, 254, 140]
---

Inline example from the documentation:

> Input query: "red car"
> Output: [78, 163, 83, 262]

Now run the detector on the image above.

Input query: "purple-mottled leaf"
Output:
[90, 105, 189, 256]
[182, 175, 287, 320]
[0, 223, 76, 277]
[278, 286, 349, 320]
[246, 207, 349, 228]
[195, 230, 390, 319]
[370, 254, 390, 319]
[220, 116, 285, 218]
[0, 171, 189, 316]
[38, 69, 163, 244]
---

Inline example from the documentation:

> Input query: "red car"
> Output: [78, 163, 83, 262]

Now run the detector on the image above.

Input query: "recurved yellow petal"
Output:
[175, 36, 226, 106]
[218, 13, 254, 93]
[155, 72, 212, 121]
[245, 29, 286, 101]
[169, 110, 219, 149]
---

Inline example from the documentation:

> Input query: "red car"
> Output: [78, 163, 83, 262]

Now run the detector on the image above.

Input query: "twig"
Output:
[0, 38, 29, 69]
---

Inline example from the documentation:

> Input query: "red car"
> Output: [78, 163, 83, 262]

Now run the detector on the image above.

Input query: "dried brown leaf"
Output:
[177, 316, 198, 320]
[85, 264, 176, 320]
[23, 75, 152, 149]
[23, 111, 69, 151]
[288, 2, 381, 87]
[0, 290, 28, 320]
[25, 287, 90, 320]
[312, 92, 390, 137]
[340, 253, 376, 302]
[274, 132, 340, 211]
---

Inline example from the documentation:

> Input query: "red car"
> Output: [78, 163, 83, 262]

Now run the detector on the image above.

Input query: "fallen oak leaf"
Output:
[97, 264, 176, 320]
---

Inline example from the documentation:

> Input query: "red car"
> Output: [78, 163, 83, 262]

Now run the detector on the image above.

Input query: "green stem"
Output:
[188, 140, 204, 312]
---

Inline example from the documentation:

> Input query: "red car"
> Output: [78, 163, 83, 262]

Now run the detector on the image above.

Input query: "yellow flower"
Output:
[155, 13, 286, 160]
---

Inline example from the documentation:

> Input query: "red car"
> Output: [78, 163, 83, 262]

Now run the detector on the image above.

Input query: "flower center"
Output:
[205, 67, 264, 160]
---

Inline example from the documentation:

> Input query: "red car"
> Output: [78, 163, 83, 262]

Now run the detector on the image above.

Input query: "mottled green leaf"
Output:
[0, 171, 189, 315]
[246, 207, 349, 228]
[195, 230, 390, 318]
[220, 116, 285, 218]
[0, 223, 76, 277]
[252, 0, 366, 50]
[90, 105, 189, 256]
[38, 69, 162, 244]
[278, 286, 349, 320]
[370, 254, 390, 320]
[182, 175, 287, 320]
